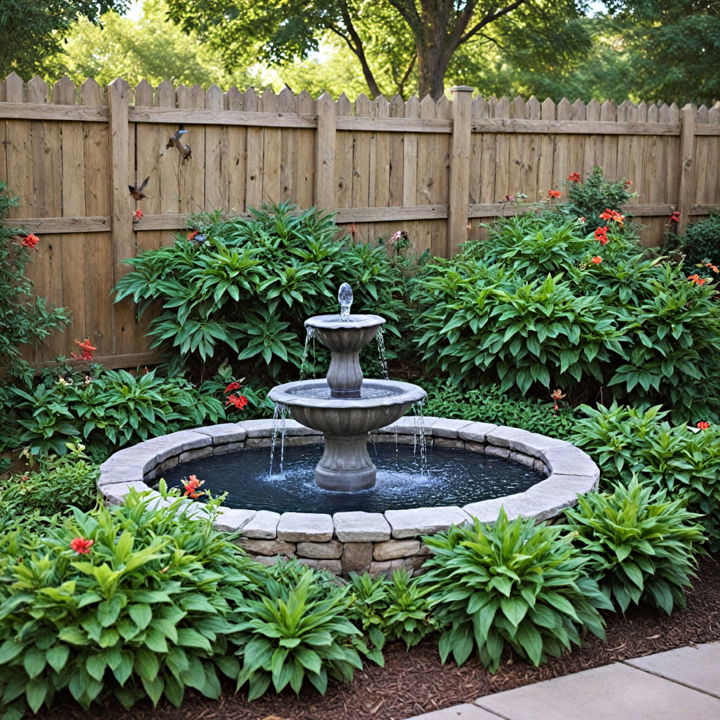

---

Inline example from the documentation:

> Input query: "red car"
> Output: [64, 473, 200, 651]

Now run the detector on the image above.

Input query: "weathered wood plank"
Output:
[471, 118, 679, 135]
[448, 87, 473, 255]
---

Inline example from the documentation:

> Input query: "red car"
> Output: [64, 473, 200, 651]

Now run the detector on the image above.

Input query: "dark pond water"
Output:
[160, 443, 543, 514]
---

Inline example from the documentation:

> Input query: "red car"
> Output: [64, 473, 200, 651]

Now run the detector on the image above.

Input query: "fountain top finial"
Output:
[338, 283, 353, 321]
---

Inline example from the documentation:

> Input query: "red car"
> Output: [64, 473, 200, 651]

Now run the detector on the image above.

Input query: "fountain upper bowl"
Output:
[268, 379, 426, 435]
[304, 313, 386, 331]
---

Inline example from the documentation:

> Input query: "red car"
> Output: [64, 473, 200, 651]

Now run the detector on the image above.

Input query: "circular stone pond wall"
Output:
[98, 416, 599, 576]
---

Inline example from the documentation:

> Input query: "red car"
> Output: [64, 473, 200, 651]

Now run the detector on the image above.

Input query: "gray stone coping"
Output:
[98, 418, 599, 549]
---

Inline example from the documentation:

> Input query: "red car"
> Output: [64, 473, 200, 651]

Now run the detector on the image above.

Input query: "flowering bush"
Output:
[0, 487, 267, 719]
[0, 183, 69, 381]
[412, 170, 720, 421]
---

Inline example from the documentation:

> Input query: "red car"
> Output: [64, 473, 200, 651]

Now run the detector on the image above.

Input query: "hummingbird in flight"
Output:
[128, 176, 150, 200]
[166, 127, 192, 161]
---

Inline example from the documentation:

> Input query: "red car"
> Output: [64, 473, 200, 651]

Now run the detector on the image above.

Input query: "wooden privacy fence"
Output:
[0, 73, 719, 367]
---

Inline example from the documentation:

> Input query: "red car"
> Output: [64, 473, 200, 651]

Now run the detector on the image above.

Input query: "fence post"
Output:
[677, 104, 696, 234]
[448, 86, 473, 255]
[315, 92, 336, 210]
[107, 78, 134, 353]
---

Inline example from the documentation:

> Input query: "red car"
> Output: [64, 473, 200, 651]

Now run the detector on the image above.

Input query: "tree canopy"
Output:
[0, 0, 129, 78]
[165, 0, 588, 98]
[44, 0, 257, 88]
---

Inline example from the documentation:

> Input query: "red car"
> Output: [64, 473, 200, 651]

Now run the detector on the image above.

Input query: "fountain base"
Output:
[315, 434, 377, 491]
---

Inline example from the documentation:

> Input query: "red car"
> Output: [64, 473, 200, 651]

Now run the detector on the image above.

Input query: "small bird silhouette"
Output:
[166, 127, 192, 161]
[128, 176, 150, 200]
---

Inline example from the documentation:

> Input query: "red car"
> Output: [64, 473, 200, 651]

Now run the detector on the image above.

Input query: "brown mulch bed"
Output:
[43, 554, 720, 720]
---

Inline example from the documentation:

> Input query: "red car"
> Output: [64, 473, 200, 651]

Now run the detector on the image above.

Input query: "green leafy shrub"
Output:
[349, 569, 434, 652]
[232, 561, 368, 700]
[412, 177, 720, 420]
[676, 214, 720, 268]
[0, 183, 69, 381]
[420, 511, 609, 671]
[572, 403, 720, 550]
[0, 444, 98, 534]
[565, 479, 705, 614]
[0, 487, 265, 720]
[422, 383, 577, 438]
[114, 203, 407, 379]
[2, 366, 225, 459]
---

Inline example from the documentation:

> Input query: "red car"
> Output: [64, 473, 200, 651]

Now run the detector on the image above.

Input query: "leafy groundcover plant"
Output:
[565, 479, 705, 614]
[2, 366, 225, 460]
[231, 562, 372, 700]
[422, 383, 576, 438]
[0, 443, 99, 534]
[572, 403, 720, 549]
[420, 511, 610, 671]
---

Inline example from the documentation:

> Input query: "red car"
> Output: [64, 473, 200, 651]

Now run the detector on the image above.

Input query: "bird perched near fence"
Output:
[128, 176, 150, 200]
[166, 127, 192, 161]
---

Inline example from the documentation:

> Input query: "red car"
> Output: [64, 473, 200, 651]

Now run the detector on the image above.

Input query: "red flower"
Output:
[697, 421, 710, 430]
[599, 209, 624, 225]
[567, 172, 582, 182]
[670, 211, 681, 223]
[226, 394, 249, 410]
[133, 209, 143, 221]
[187, 229, 199, 241]
[548, 189, 561, 199]
[21, 233, 39, 249]
[591, 256, 602, 264]
[70, 537, 94, 555]
[594, 226, 609, 245]
[70, 338, 97, 361]
[182, 474, 205, 499]
[224, 381, 242, 394]
[705, 262, 719, 274]
[688, 274, 706, 286]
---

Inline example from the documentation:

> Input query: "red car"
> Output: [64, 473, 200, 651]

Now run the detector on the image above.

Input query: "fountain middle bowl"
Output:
[268, 379, 426, 435]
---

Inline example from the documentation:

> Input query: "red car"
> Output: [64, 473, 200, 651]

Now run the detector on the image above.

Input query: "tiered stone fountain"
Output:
[268, 284, 426, 491]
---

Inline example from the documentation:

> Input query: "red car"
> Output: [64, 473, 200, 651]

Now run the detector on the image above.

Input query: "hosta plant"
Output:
[232, 562, 367, 700]
[572, 403, 720, 549]
[0, 486, 264, 720]
[421, 511, 610, 671]
[564, 479, 705, 614]
[349, 569, 434, 652]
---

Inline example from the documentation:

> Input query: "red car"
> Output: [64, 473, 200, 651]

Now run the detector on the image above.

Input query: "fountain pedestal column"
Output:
[315, 434, 376, 491]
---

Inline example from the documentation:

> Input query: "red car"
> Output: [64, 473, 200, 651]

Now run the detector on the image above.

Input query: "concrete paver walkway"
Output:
[406, 642, 720, 720]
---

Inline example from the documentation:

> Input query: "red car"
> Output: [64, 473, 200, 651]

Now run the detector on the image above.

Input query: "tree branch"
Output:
[386, 0, 422, 34]
[458, 0, 529, 47]
[326, 1, 382, 97]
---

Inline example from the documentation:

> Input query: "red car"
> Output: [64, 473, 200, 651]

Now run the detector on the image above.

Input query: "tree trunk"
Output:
[417, 47, 452, 99]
